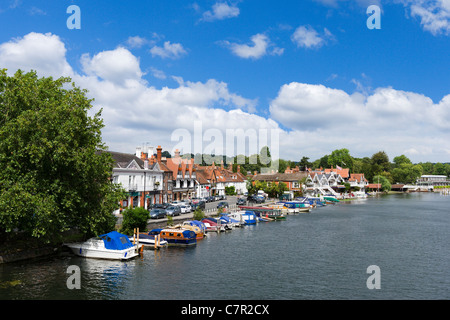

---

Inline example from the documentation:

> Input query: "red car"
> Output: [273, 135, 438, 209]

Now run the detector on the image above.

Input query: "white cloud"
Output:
[270, 82, 450, 161]
[291, 25, 334, 49]
[0, 32, 73, 78]
[81, 47, 144, 85]
[409, 0, 450, 35]
[125, 36, 149, 49]
[150, 41, 187, 59]
[1, 32, 449, 163]
[202, 2, 240, 21]
[222, 33, 282, 59]
[150, 67, 167, 80]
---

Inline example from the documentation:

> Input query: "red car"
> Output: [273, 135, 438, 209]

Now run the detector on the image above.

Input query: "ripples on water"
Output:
[1, 193, 449, 300]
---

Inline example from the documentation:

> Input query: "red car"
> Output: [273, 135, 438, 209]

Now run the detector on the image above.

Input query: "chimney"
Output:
[174, 149, 180, 158]
[237, 165, 240, 173]
[144, 159, 149, 170]
[136, 147, 142, 158]
[156, 145, 162, 163]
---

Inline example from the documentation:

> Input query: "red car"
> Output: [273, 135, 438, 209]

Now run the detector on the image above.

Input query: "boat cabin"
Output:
[98, 231, 135, 250]
[158, 228, 197, 246]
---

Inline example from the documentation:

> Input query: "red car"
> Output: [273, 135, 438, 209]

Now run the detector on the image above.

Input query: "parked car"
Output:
[207, 196, 215, 202]
[248, 195, 264, 203]
[180, 205, 191, 214]
[166, 206, 181, 217]
[236, 198, 246, 205]
[214, 195, 221, 201]
[217, 201, 229, 209]
[150, 208, 166, 219]
[152, 203, 168, 210]
[192, 200, 206, 210]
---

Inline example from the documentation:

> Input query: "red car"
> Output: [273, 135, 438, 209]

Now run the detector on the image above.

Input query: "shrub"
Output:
[120, 207, 149, 235]
[193, 208, 205, 221]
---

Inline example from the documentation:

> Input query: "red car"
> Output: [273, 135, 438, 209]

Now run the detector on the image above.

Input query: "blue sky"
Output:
[0, 0, 449, 164]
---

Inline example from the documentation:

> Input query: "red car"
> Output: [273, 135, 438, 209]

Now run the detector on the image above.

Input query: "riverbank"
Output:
[0, 200, 267, 264]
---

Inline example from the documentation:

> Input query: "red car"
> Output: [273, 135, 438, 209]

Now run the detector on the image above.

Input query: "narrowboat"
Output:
[239, 206, 287, 220]
[283, 201, 311, 213]
[65, 231, 141, 260]
[154, 228, 197, 246]
[174, 222, 206, 240]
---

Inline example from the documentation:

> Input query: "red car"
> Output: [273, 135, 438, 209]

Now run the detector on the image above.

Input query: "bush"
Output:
[193, 208, 205, 221]
[120, 207, 149, 235]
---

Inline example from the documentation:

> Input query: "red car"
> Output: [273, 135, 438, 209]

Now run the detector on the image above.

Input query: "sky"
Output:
[0, 0, 449, 164]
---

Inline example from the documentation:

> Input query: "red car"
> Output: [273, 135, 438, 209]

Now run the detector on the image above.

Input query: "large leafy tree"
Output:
[0, 69, 125, 242]
[328, 148, 354, 171]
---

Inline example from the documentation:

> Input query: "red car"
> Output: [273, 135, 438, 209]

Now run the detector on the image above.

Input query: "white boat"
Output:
[65, 231, 140, 260]
[229, 211, 257, 225]
[129, 231, 168, 248]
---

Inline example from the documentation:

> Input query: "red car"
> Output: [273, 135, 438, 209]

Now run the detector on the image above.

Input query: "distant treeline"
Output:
[178, 147, 449, 185]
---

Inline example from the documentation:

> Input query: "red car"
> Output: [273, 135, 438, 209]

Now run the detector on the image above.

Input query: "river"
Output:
[1, 192, 449, 300]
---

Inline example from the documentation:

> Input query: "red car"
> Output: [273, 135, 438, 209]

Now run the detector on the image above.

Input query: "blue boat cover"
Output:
[98, 231, 134, 250]
[182, 230, 196, 239]
[148, 228, 163, 235]
[190, 220, 207, 232]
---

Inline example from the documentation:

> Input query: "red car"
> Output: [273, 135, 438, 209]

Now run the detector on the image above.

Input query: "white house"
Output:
[105, 150, 164, 214]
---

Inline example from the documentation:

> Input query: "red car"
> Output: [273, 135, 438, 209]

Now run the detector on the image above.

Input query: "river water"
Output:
[1, 192, 449, 300]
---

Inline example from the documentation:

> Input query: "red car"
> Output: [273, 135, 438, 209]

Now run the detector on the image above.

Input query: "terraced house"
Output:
[102, 149, 165, 214]
[195, 162, 248, 197]
[304, 166, 368, 197]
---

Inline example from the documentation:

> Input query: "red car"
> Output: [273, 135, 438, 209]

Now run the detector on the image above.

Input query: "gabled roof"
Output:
[103, 151, 145, 169]
[349, 173, 368, 183]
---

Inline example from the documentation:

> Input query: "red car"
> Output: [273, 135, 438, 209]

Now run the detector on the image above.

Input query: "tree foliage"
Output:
[120, 207, 149, 235]
[0, 69, 125, 242]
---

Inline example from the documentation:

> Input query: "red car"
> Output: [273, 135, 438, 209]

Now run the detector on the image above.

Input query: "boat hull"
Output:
[66, 240, 139, 260]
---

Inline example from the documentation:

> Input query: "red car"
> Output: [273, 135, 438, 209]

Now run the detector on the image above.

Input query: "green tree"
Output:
[433, 163, 446, 175]
[0, 69, 125, 242]
[391, 163, 423, 184]
[373, 175, 391, 192]
[225, 186, 236, 195]
[299, 156, 312, 171]
[193, 208, 205, 221]
[120, 207, 150, 235]
[371, 151, 390, 176]
[328, 148, 353, 170]
[393, 155, 412, 167]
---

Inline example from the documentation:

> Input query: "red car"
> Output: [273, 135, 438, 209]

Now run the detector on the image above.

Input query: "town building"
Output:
[416, 175, 450, 187]
[252, 169, 308, 194]
[104, 149, 164, 214]
[195, 162, 248, 197]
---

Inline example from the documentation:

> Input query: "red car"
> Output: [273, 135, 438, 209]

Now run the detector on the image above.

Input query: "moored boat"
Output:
[131, 231, 168, 249]
[65, 231, 141, 260]
[201, 217, 226, 232]
[230, 210, 257, 225]
[150, 228, 197, 247]
[173, 222, 206, 239]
